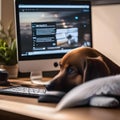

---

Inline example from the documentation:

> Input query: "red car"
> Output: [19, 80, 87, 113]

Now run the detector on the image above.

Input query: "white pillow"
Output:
[56, 75, 120, 111]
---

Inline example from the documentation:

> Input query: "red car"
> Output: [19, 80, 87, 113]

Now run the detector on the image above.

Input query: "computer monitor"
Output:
[14, 0, 92, 75]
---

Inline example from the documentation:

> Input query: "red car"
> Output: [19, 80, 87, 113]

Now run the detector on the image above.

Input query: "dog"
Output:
[47, 47, 120, 92]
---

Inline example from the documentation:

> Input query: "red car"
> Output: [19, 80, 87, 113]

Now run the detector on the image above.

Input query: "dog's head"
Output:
[47, 47, 110, 92]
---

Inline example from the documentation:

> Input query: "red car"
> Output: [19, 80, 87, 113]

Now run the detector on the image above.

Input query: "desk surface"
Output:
[0, 78, 120, 120]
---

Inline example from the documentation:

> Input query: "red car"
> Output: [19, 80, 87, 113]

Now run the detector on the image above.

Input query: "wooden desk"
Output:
[0, 78, 120, 120]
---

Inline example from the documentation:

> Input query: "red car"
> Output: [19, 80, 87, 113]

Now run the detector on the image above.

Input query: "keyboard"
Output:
[0, 86, 46, 98]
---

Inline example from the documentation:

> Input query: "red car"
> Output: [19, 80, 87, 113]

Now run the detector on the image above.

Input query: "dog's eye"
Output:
[67, 67, 75, 74]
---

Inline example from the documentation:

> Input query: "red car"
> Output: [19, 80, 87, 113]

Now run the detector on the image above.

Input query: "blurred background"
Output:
[0, 0, 120, 66]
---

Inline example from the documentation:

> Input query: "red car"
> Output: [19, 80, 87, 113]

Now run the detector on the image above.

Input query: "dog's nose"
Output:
[46, 81, 56, 91]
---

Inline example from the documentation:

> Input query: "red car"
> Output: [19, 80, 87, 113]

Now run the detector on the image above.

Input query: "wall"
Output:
[0, 0, 1, 20]
[1, 0, 120, 65]
[92, 4, 120, 65]
[1, 0, 14, 28]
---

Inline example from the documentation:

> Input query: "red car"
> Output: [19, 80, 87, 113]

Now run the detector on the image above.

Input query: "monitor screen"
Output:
[15, 0, 92, 73]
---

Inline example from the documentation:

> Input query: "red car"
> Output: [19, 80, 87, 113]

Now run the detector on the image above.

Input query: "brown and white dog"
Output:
[47, 47, 120, 92]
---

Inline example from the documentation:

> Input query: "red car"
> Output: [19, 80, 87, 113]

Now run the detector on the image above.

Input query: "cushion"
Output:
[56, 75, 120, 111]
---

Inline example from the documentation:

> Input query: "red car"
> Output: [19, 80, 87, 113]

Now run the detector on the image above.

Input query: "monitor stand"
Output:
[30, 71, 50, 85]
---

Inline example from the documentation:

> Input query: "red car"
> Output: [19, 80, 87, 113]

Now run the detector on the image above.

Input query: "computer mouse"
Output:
[38, 91, 65, 103]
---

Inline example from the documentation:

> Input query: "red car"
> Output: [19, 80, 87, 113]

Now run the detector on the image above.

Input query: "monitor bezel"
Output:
[15, 0, 93, 61]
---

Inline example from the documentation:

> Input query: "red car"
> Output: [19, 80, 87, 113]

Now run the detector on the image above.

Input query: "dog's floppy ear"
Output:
[82, 56, 110, 82]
